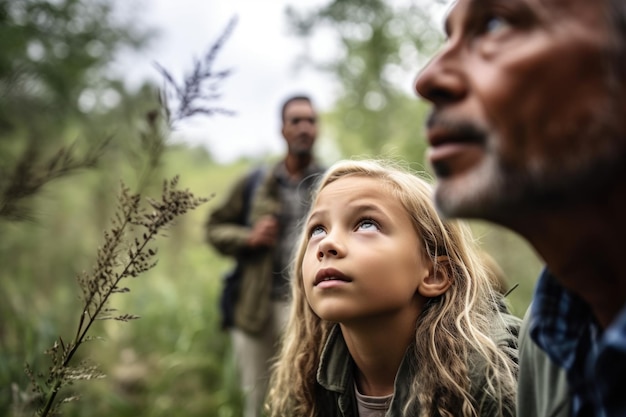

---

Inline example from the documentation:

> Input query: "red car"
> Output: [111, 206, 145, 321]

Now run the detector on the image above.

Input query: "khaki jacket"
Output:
[206, 161, 322, 334]
[517, 306, 570, 417]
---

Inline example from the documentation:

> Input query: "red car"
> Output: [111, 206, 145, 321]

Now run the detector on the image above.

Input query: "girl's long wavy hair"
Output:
[266, 159, 517, 417]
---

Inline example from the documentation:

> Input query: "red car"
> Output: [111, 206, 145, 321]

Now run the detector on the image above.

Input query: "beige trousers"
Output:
[230, 300, 290, 417]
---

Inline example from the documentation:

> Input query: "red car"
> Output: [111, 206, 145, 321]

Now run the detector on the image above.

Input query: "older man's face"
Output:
[414, 0, 626, 220]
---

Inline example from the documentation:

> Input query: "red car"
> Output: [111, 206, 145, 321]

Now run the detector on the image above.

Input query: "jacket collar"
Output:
[272, 160, 324, 186]
[318, 325, 354, 393]
[317, 324, 417, 416]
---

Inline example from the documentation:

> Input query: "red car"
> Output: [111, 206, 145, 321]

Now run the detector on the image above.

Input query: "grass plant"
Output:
[25, 177, 209, 416]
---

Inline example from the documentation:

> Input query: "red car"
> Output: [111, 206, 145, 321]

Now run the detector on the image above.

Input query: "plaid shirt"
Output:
[529, 269, 626, 417]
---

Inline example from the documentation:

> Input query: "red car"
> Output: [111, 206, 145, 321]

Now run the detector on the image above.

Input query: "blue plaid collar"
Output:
[529, 268, 626, 417]
[529, 268, 597, 370]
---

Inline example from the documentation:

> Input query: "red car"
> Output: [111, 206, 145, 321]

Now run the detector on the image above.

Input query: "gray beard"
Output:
[434, 136, 626, 222]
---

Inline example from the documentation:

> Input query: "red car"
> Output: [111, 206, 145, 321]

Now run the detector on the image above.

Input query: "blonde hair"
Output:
[266, 159, 517, 417]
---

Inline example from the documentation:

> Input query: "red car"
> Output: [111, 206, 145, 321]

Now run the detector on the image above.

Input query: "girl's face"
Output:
[302, 176, 431, 325]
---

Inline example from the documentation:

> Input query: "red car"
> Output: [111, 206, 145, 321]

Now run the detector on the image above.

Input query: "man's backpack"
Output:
[219, 166, 266, 330]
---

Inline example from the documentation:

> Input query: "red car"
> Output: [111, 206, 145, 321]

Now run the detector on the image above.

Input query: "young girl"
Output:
[266, 159, 519, 417]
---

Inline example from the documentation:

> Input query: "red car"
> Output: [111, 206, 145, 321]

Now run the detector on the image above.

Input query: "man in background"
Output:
[205, 95, 324, 417]
[414, 0, 626, 416]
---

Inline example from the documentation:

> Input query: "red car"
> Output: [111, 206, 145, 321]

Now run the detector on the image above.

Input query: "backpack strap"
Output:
[218, 165, 267, 330]
[241, 166, 266, 226]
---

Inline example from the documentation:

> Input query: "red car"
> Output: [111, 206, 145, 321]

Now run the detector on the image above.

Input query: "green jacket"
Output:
[206, 161, 322, 334]
[517, 306, 570, 417]
[315, 313, 521, 417]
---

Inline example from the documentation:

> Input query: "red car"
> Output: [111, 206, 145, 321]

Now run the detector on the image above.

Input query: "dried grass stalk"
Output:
[26, 176, 209, 417]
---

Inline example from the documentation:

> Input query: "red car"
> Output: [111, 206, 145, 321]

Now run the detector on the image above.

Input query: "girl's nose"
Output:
[316, 233, 345, 260]
[318, 247, 338, 259]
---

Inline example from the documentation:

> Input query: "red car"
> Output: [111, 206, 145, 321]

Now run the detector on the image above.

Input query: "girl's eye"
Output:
[357, 219, 379, 232]
[309, 225, 326, 238]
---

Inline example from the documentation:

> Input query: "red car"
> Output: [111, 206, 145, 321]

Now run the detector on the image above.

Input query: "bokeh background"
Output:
[1, 0, 542, 416]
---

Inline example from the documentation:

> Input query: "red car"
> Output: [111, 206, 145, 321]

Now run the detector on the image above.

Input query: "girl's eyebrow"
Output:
[351, 203, 385, 214]
[305, 210, 324, 224]
[307, 202, 387, 223]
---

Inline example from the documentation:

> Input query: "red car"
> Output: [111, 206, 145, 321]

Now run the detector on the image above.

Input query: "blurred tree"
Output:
[285, 0, 445, 163]
[0, 0, 152, 220]
[0, 0, 150, 131]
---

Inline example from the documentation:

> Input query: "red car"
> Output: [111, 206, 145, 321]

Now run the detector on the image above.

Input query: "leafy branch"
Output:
[0, 138, 110, 222]
[25, 177, 209, 416]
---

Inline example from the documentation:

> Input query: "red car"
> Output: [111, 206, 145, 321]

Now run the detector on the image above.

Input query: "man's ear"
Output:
[418, 256, 452, 298]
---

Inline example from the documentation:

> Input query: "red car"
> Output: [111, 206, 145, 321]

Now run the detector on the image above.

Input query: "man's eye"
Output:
[484, 16, 511, 34]
[291, 117, 316, 125]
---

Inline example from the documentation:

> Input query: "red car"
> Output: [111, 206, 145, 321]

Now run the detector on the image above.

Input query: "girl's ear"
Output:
[417, 256, 452, 298]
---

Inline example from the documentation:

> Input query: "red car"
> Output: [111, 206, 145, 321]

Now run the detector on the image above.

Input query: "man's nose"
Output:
[298, 119, 316, 131]
[414, 44, 467, 106]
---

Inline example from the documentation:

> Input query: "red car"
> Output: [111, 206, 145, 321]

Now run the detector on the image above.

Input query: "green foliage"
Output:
[0, 0, 149, 132]
[0, 139, 110, 221]
[286, 0, 443, 162]
[323, 94, 431, 165]
[0, 0, 152, 222]
[467, 221, 543, 317]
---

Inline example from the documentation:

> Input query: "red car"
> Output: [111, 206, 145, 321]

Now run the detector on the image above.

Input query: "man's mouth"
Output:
[426, 113, 486, 147]
[425, 115, 487, 177]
